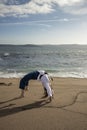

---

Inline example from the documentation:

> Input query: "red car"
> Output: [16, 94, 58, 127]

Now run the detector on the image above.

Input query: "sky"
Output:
[0, 0, 87, 45]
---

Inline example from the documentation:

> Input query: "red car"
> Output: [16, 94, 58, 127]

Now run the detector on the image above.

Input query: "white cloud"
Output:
[33, 0, 86, 7]
[64, 6, 87, 15]
[0, 0, 54, 17]
[0, 0, 87, 17]
[54, 0, 85, 6]
[0, 18, 73, 26]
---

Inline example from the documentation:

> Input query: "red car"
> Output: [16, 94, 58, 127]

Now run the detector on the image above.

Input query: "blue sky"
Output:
[0, 0, 87, 45]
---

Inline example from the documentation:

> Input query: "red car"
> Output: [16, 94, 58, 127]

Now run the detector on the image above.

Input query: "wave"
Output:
[0, 71, 25, 78]
[0, 71, 87, 78]
[3, 52, 10, 57]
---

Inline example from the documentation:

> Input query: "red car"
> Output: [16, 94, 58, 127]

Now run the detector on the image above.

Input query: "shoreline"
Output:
[0, 77, 87, 130]
[0, 71, 87, 79]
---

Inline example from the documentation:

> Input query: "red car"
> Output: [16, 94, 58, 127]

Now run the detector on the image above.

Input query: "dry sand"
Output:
[0, 77, 87, 130]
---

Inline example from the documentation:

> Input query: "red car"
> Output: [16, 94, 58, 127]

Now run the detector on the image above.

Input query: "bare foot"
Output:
[19, 95, 24, 98]
[25, 87, 28, 91]
[47, 96, 52, 102]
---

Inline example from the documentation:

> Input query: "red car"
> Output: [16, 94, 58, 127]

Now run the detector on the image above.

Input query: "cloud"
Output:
[0, 0, 54, 17]
[60, 0, 87, 15]
[0, 18, 73, 26]
[0, 0, 31, 5]
[64, 5, 87, 15]
[0, 0, 87, 17]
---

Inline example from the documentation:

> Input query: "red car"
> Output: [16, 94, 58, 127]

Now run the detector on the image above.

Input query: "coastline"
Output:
[0, 77, 87, 130]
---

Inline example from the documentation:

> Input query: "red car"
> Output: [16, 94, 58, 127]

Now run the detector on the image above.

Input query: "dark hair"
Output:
[44, 72, 48, 74]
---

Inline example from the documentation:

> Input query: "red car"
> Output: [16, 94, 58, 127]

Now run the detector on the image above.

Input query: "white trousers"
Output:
[40, 74, 52, 97]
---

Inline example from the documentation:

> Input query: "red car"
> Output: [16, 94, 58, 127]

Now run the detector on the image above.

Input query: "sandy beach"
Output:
[0, 77, 87, 130]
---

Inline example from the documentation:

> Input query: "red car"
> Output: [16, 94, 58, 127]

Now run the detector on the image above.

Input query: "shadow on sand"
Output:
[0, 97, 50, 118]
[0, 96, 22, 104]
[1, 91, 87, 118]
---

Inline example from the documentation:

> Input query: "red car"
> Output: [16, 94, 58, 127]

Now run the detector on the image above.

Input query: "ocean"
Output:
[0, 44, 87, 78]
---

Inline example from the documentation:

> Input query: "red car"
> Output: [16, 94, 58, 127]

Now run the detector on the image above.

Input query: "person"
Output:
[19, 70, 54, 102]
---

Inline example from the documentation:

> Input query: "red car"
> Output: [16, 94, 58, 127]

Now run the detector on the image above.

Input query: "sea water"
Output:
[0, 44, 87, 78]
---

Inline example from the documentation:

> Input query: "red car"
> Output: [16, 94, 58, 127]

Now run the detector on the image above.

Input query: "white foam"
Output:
[50, 72, 87, 78]
[3, 52, 10, 57]
[0, 72, 25, 78]
[0, 71, 87, 78]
